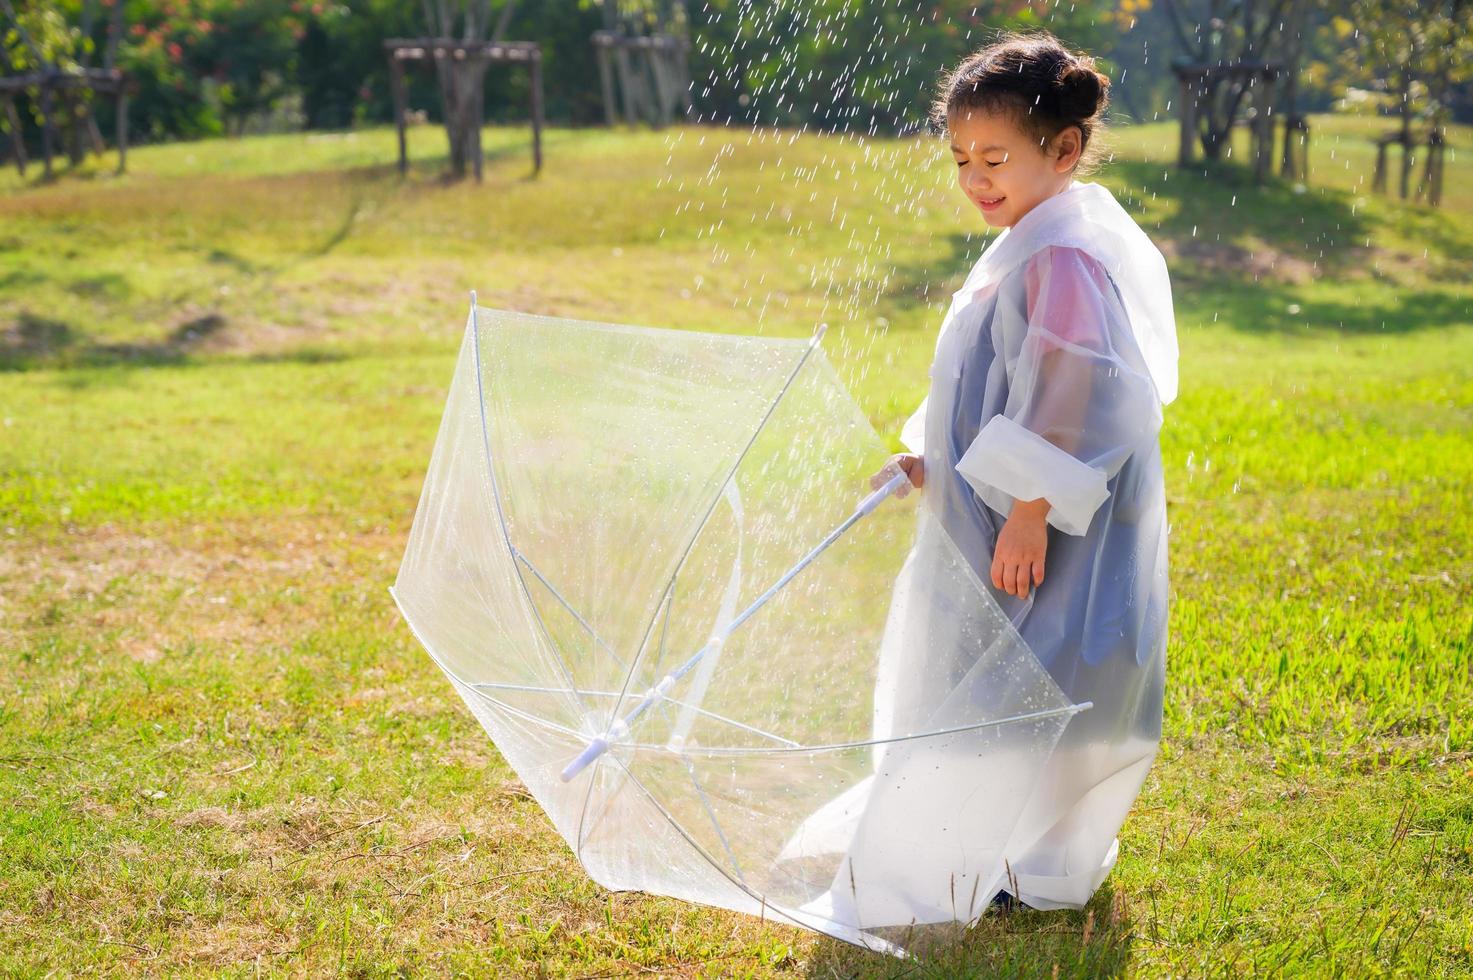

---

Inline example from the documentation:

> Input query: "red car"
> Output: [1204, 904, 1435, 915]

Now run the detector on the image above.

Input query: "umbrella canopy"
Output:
[391, 301, 1089, 957]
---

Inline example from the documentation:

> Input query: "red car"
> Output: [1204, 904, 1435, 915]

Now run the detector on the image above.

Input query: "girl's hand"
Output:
[992, 498, 1050, 598]
[870, 453, 924, 498]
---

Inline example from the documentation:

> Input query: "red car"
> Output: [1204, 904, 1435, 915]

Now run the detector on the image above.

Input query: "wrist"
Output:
[1009, 497, 1051, 522]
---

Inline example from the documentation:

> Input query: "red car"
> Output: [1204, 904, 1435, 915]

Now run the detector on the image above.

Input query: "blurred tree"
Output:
[1158, 0, 1314, 163]
[686, 0, 1118, 135]
[109, 0, 317, 139]
[1331, 0, 1472, 202]
[2, 0, 84, 164]
[410, 0, 522, 179]
[592, 0, 691, 127]
[1098, 0, 1177, 126]
[2, 0, 128, 175]
[297, 0, 421, 130]
[189, 0, 305, 135]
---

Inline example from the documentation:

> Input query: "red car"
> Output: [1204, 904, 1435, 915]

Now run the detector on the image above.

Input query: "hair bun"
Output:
[1057, 61, 1105, 119]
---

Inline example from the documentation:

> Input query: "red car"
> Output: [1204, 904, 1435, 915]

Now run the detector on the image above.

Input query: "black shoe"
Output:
[990, 890, 1019, 912]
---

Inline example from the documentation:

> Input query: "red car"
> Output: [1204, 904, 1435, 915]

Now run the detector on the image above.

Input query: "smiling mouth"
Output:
[978, 197, 1004, 207]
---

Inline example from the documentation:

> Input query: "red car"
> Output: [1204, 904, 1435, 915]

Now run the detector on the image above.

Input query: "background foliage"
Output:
[6, 0, 1470, 150]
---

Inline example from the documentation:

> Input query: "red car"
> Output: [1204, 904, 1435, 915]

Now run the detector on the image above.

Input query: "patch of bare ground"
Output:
[1156, 237, 1324, 284]
[0, 516, 404, 660]
[1155, 235, 1451, 287]
[173, 805, 251, 833]
[164, 303, 312, 357]
[0, 304, 320, 367]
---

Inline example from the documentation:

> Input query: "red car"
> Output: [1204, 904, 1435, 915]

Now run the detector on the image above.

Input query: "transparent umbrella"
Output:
[391, 300, 1090, 957]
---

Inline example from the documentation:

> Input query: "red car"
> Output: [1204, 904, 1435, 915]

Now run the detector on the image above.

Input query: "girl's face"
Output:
[947, 107, 1082, 228]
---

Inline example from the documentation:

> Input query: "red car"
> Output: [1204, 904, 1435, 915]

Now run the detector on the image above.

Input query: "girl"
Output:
[871, 31, 1178, 912]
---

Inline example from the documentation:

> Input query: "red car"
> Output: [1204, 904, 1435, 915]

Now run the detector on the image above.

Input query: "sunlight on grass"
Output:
[1, 118, 1470, 975]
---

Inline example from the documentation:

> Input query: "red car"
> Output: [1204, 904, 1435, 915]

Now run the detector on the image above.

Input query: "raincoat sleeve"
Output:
[899, 395, 927, 455]
[955, 245, 1162, 536]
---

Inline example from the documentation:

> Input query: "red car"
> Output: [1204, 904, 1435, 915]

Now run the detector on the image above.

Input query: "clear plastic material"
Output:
[392, 305, 1090, 956]
[898, 178, 1174, 909]
[955, 243, 1163, 538]
[925, 179, 1178, 407]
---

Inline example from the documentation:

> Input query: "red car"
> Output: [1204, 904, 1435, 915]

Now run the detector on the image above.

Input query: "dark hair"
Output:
[928, 30, 1111, 177]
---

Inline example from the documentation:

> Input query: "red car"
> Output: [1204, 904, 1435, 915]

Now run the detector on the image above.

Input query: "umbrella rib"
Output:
[456, 673, 1087, 758]
[513, 549, 628, 670]
[603, 334, 824, 736]
[681, 754, 745, 882]
[390, 587, 588, 742]
[469, 303, 592, 717]
[465, 681, 800, 747]
[458, 683, 1087, 758]
[668, 701, 1091, 756]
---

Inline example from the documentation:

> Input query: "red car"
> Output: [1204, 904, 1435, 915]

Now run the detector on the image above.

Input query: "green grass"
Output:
[1, 113, 1471, 976]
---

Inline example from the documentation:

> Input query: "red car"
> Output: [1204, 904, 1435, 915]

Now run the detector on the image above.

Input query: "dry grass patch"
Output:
[0, 514, 404, 655]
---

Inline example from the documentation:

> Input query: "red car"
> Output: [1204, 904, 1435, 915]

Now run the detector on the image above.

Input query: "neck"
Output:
[1003, 177, 1081, 230]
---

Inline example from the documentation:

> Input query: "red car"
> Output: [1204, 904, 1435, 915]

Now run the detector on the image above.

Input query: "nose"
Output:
[963, 170, 991, 195]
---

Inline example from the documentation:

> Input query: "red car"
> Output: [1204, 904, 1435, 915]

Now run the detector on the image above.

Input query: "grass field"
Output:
[2, 112, 1471, 976]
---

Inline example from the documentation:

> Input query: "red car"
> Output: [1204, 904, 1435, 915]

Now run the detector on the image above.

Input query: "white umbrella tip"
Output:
[811, 322, 829, 345]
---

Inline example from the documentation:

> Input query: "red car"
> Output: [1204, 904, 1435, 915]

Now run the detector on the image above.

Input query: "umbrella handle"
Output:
[560, 736, 609, 782]
[858, 469, 909, 516]
[558, 469, 912, 782]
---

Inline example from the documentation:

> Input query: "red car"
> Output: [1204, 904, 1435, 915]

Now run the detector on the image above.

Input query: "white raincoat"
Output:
[874, 178, 1177, 910]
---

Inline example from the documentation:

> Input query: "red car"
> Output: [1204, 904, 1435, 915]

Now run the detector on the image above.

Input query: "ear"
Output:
[1051, 125, 1083, 172]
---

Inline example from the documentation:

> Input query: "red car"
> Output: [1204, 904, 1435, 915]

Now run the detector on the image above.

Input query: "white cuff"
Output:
[899, 396, 927, 456]
[955, 415, 1108, 536]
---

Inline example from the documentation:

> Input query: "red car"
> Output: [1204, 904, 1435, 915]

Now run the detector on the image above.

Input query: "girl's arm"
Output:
[957, 246, 1162, 592]
[991, 344, 1095, 597]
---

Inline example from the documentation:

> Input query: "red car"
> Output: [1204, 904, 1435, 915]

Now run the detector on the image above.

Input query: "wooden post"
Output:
[3, 96, 25, 175]
[470, 54, 484, 183]
[64, 91, 85, 165]
[38, 81, 56, 179]
[115, 88, 127, 173]
[676, 39, 691, 116]
[613, 43, 638, 124]
[389, 56, 408, 176]
[532, 44, 545, 174]
[1253, 68, 1273, 185]
[86, 111, 106, 156]
[1418, 128, 1445, 207]
[648, 42, 672, 127]
[1430, 129, 1444, 207]
[595, 43, 617, 125]
[1177, 73, 1195, 168]
[1401, 134, 1413, 200]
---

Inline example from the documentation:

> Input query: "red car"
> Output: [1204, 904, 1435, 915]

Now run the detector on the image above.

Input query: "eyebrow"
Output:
[950, 143, 1008, 154]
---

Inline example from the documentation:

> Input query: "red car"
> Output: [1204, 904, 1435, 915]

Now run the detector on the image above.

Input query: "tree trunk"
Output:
[437, 56, 490, 180]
